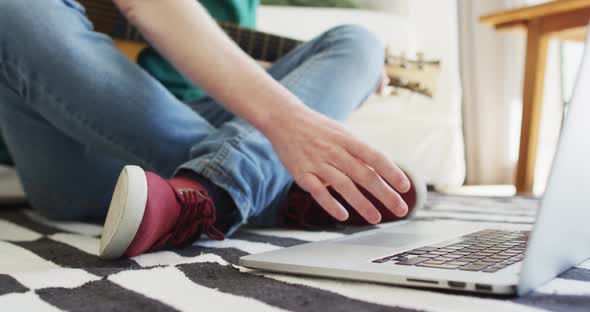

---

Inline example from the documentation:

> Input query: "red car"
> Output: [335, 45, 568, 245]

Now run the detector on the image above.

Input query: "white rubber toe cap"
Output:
[99, 165, 148, 259]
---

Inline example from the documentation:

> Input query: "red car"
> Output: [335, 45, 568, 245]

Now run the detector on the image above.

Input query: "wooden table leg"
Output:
[516, 19, 549, 194]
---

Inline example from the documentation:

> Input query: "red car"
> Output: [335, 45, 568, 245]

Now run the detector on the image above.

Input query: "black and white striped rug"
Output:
[1, 193, 589, 312]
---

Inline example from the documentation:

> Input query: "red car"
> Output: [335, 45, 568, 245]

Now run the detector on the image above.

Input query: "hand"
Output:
[265, 107, 410, 224]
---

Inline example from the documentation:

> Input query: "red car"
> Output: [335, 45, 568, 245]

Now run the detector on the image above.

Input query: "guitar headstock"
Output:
[384, 49, 441, 98]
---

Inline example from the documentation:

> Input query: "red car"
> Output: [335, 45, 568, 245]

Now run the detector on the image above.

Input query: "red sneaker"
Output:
[99, 166, 224, 259]
[281, 170, 426, 229]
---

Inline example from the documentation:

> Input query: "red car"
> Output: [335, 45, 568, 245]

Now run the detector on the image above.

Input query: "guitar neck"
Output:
[217, 21, 302, 62]
[78, 0, 303, 62]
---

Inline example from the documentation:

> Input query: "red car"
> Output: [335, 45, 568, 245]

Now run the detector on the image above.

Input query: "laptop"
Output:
[240, 31, 590, 296]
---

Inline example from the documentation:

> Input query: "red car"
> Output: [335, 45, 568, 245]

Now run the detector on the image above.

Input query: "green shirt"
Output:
[0, 0, 259, 165]
[137, 0, 259, 102]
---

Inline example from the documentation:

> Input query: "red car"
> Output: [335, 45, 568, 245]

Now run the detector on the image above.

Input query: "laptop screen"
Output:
[518, 25, 590, 295]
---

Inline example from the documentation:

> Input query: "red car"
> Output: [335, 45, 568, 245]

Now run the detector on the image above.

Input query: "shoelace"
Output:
[153, 187, 225, 250]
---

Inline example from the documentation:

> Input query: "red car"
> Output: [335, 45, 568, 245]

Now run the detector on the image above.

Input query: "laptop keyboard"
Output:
[372, 229, 529, 273]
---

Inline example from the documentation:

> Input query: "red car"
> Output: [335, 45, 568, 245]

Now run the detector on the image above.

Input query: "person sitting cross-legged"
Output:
[0, 0, 426, 259]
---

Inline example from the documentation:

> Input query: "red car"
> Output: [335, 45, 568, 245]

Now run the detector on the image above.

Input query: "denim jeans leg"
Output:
[0, 85, 128, 221]
[0, 0, 216, 220]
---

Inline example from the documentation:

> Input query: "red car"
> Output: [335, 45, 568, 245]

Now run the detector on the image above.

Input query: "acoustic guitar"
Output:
[79, 0, 440, 98]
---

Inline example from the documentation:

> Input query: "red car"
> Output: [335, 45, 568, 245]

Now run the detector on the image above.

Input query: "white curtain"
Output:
[458, 0, 564, 193]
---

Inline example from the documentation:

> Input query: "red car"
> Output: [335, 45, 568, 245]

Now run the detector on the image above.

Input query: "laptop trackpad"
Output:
[335, 232, 434, 248]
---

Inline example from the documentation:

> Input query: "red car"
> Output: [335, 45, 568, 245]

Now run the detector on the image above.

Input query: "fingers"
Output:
[317, 164, 381, 224]
[330, 150, 408, 217]
[344, 139, 410, 194]
[295, 172, 349, 221]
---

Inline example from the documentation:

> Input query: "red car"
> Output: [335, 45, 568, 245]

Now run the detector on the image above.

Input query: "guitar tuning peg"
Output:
[416, 51, 424, 61]
[416, 51, 424, 70]
[384, 46, 394, 64]
[399, 52, 407, 68]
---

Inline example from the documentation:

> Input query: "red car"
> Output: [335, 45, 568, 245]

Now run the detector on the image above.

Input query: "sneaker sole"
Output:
[99, 165, 148, 259]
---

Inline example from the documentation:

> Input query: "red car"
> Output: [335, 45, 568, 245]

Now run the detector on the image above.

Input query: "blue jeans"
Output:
[0, 0, 384, 234]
